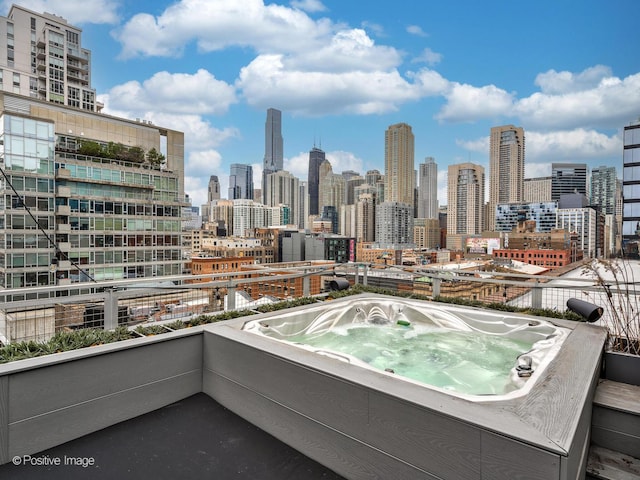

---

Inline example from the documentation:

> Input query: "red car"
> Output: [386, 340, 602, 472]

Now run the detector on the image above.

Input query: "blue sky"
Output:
[4, 0, 639, 209]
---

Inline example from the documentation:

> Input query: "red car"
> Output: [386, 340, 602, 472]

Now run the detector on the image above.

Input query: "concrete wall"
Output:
[0, 329, 203, 465]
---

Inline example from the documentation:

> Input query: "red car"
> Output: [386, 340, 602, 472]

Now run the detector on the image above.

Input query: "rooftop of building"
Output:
[0, 393, 344, 480]
[0, 261, 637, 480]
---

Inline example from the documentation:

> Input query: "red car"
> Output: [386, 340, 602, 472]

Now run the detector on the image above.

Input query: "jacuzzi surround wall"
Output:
[242, 297, 570, 401]
[203, 293, 607, 480]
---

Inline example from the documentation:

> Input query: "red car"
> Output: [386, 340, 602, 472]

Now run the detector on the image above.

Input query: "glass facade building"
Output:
[0, 106, 185, 289]
[495, 202, 558, 233]
[622, 120, 640, 257]
[551, 163, 587, 201]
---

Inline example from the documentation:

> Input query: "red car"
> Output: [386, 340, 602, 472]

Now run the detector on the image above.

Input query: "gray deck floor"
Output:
[0, 393, 345, 479]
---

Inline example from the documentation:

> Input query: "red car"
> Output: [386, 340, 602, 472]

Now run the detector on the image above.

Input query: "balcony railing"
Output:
[0, 260, 636, 348]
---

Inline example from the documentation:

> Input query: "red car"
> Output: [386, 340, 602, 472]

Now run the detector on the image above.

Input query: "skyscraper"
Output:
[489, 125, 525, 231]
[0, 5, 99, 112]
[265, 170, 300, 226]
[228, 164, 254, 200]
[262, 108, 283, 203]
[384, 123, 415, 208]
[417, 157, 438, 219]
[208, 175, 221, 202]
[590, 165, 617, 215]
[447, 163, 485, 236]
[622, 120, 640, 256]
[551, 163, 588, 201]
[307, 146, 325, 215]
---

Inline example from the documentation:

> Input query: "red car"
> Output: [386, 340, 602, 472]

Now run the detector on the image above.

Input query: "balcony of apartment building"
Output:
[0, 263, 638, 479]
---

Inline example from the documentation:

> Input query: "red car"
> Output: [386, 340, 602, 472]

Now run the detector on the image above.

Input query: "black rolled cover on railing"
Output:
[328, 278, 350, 291]
[566, 298, 604, 323]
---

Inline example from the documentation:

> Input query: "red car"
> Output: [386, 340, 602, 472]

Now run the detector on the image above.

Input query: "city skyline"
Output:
[4, 0, 638, 209]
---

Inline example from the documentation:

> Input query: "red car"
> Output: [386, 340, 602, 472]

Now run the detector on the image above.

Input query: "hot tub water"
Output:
[289, 323, 534, 395]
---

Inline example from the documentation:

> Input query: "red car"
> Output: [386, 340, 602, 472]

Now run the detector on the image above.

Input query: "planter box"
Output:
[603, 350, 640, 386]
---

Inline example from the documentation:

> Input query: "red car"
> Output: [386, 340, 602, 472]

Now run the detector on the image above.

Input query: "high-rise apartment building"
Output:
[384, 123, 414, 208]
[1, 5, 99, 112]
[0, 7, 185, 290]
[413, 218, 441, 249]
[622, 120, 640, 256]
[356, 193, 375, 243]
[447, 163, 485, 236]
[417, 157, 438, 219]
[489, 125, 525, 231]
[262, 108, 283, 203]
[551, 163, 588, 201]
[228, 164, 253, 200]
[264, 170, 300, 227]
[232, 199, 265, 237]
[375, 202, 414, 248]
[524, 177, 552, 203]
[307, 146, 325, 215]
[591, 165, 617, 215]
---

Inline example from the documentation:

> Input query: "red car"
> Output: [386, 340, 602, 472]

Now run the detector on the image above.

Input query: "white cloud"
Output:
[534, 65, 613, 94]
[325, 150, 365, 175]
[437, 169, 448, 206]
[412, 48, 443, 66]
[100, 91, 240, 152]
[524, 163, 551, 179]
[238, 54, 430, 115]
[113, 0, 334, 59]
[436, 83, 515, 123]
[457, 127, 620, 165]
[456, 136, 489, 154]
[524, 129, 621, 162]
[406, 25, 427, 37]
[186, 151, 234, 208]
[103, 70, 237, 115]
[515, 72, 640, 130]
[290, 0, 326, 12]
[286, 29, 401, 72]
[284, 152, 310, 180]
[361, 21, 385, 37]
[187, 149, 223, 177]
[2, 0, 120, 24]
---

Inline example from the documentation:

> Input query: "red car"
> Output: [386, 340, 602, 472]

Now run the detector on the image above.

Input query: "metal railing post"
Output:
[531, 281, 542, 310]
[103, 287, 119, 331]
[432, 277, 441, 298]
[303, 270, 310, 297]
[227, 286, 236, 310]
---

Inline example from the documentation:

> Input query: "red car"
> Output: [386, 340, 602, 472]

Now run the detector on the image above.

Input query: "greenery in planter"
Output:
[74, 140, 165, 166]
[0, 327, 137, 364]
[580, 258, 640, 355]
[135, 325, 171, 336]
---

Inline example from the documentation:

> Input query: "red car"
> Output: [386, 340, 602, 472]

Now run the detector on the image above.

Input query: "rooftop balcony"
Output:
[0, 261, 638, 479]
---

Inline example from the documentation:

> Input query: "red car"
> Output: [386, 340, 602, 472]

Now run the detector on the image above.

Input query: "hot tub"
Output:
[202, 293, 607, 480]
[242, 296, 569, 400]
